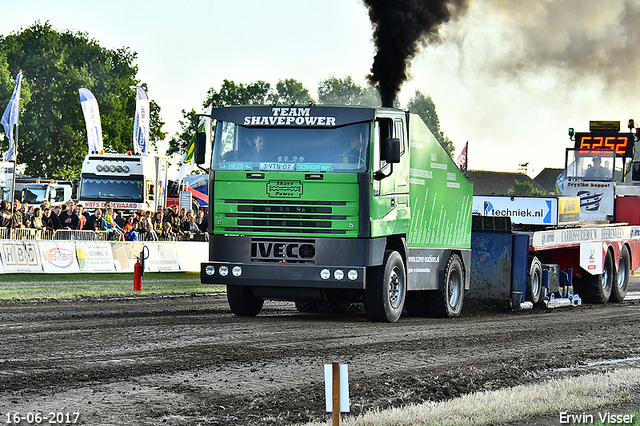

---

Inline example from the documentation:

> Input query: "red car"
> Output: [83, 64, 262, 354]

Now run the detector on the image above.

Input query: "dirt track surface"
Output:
[1, 282, 640, 426]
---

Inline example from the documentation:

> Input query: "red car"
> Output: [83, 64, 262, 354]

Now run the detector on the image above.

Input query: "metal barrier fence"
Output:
[0, 228, 209, 242]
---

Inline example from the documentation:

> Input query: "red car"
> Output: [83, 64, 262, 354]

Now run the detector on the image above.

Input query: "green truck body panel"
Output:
[407, 114, 473, 249]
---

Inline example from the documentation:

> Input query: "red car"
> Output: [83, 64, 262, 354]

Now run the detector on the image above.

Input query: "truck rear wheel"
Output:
[426, 253, 465, 318]
[227, 285, 264, 316]
[364, 250, 406, 323]
[526, 257, 543, 305]
[577, 249, 613, 304]
[610, 247, 630, 303]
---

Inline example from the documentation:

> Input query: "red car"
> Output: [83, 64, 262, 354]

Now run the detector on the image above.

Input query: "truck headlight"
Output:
[205, 265, 215, 276]
[219, 266, 229, 276]
[334, 270, 344, 280]
[320, 269, 330, 280]
[232, 266, 242, 277]
[348, 270, 358, 280]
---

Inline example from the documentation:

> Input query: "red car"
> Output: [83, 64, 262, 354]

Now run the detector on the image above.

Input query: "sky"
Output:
[2, 0, 640, 179]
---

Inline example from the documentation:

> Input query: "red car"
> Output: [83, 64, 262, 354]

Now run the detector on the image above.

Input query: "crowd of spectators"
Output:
[0, 199, 208, 241]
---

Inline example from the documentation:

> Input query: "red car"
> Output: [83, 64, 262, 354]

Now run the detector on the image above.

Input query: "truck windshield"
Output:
[211, 122, 370, 173]
[80, 175, 144, 201]
[565, 149, 616, 180]
[22, 186, 47, 204]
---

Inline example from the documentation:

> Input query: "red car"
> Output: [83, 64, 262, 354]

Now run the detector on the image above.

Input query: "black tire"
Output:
[576, 249, 614, 304]
[526, 257, 543, 305]
[611, 247, 630, 303]
[227, 285, 264, 316]
[294, 301, 318, 313]
[426, 253, 465, 318]
[364, 250, 406, 323]
[316, 302, 350, 314]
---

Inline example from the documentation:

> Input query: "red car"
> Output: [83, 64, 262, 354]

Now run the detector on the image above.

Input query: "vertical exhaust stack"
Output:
[363, 0, 468, 107]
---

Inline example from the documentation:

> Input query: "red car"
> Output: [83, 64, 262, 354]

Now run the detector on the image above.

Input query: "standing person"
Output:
[58, 201, 78, 230]
[0, 200, 12, 228]
[87, 208, 106, 232]
[31, 207, 45, 230]
[75, 204, 88, 230]
[19, 203, 32, 228]
[50, 205, 63, 230]
[42, 207, 55, 232]
[152, 210, 164, 239]
[196, 210, 207, 233]
[12, 199, 24, 228]
[166, 205, 183, 235]
[140, 210, 158, 241]
[104, 207, 123, 240]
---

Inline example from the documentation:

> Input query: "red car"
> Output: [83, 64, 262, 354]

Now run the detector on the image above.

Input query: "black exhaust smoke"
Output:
[363, 0, 468, 107]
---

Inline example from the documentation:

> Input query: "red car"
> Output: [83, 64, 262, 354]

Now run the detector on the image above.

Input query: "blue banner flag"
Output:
[1, 70, 22, 162]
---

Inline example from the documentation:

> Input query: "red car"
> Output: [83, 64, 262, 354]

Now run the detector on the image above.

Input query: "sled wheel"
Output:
[526, 257, 543, 305]
[610, 247, 630, 303]
[577, 249, 613, 304]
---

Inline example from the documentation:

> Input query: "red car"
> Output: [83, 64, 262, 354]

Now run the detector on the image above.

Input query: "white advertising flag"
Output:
[1, 70, 22, 162]
[133, 86, 150, 155]
[78, 88, 104, 153]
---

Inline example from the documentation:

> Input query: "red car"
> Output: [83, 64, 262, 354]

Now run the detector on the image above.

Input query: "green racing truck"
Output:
[196, 105, 473, 322]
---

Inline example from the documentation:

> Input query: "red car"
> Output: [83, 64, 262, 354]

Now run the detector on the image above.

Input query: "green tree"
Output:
[508, 179, 545, 196]
[406, 90, 454, 157]
[0, 21, 165, 179]
[317, 76, 379, 106]
[204, 79, 272, 108]
[274, 78, 313, 105]
[166, 108, 199, 159]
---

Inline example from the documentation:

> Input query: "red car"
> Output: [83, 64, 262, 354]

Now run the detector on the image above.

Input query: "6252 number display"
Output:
[575, 133, 633, 156]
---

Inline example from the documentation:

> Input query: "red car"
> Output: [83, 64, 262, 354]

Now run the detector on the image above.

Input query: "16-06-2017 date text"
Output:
[4, 412, 79, 424]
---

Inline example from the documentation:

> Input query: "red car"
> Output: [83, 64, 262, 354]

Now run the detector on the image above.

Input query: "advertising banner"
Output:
[0, 240, 41, 273]
[75, 241, 115, 272]
[175, 242, 209, 271]
[144, 242, 180, 272]
[112, 242, 143, 272]
[39, 241, 80, 273]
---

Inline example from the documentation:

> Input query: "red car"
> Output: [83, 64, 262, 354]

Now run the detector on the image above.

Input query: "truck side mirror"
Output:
[194, 132, 207, 165]
[385, 138, 401, 164]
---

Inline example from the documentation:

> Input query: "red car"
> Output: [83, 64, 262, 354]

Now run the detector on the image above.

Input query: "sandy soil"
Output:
[1, 282, 639, 426]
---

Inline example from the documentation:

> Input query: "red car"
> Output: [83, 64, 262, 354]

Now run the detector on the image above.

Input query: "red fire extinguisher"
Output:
[133, 245, 149, 291]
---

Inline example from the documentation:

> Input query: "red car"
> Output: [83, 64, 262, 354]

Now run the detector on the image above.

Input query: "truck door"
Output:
[371, 116, 410, 235]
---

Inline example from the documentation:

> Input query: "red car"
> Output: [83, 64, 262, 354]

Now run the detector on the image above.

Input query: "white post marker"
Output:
[325, 362, 349, 426]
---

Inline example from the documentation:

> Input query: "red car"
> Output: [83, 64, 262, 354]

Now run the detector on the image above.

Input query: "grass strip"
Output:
[300, 368, 640, 426]
[0, 272, 225, 300]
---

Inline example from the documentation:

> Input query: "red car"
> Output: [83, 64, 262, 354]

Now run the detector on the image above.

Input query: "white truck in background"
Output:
[20, 179, 74, 207]
[78, 153, 168, 213]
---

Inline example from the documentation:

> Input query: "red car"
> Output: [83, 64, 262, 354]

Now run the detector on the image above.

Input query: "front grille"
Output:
[220, 199, 354, 236]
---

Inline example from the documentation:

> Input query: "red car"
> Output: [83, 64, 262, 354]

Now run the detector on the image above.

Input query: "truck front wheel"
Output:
[227, 285, 264, 316]
[426, 253, 465, 318]
[364, 250, 406, 323]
